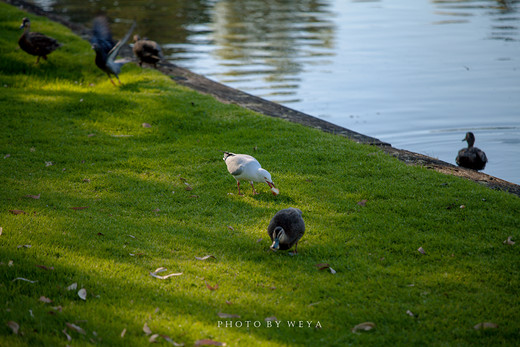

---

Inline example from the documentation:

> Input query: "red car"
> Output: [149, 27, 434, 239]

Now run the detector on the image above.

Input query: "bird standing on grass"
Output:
[268, 207, 305, 254]
[456, 132, 488, 170]
[133, 35, 163, 68]
[18, 17, 61, 64]
[222, 151, 279, 196]
[90, 16, 136, 86]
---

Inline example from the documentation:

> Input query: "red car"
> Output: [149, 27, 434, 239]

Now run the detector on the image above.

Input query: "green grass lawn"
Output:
[1, 3, 520, 346]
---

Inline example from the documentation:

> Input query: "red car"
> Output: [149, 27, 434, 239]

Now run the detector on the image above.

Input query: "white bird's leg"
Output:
[237, 180, 243, 195]
[250, 181, 258, 195]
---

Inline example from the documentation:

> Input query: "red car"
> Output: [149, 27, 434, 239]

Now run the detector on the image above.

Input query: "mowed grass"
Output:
[1, 3, 520, 346]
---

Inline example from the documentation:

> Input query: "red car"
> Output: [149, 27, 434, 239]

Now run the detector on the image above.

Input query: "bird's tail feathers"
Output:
[108, 20, 136, 60]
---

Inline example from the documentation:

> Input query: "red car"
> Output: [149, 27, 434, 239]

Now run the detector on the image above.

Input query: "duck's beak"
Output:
[270, 238, 280, 251]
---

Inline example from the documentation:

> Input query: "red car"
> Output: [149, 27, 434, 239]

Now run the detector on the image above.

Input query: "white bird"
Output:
[222, 151, 279, 196]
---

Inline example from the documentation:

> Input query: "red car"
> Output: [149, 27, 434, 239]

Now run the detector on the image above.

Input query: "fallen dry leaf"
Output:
[70, 206, 89, 210]
[4, 154, 11, 159]
[184, 183, 193, 191]
[406, 310, 416, 317]
[17, 244, 31, 249]
[12, 277, 37, 283]
[24, 194, 40, 199]
[45, 161, 53, 167]
[357, 199, 367, 207]
[162, 335, 184, 346]
[142, 123, 152, 128]
[66, 322, 86, 335]
[78, 288, 87, 300]
[418, 247, 426, 255]
[67, 283, 78, 291]
[39, 296, 53, 303]
[474, 322, 498, 330]
[35, 264, 54, 271]
[205, 281, 219, 291]
[9, 210, 26, 215]
[225, 300, 233, 305]
[150, 267, 183, 279]
[227, 226, 234, 231]
[256, 238, 263, 243]
[195, 255, 216, 261]
[352, 322, 375, 333]
[121, 328, 127, 338]
[0, 227, 2, 236]
[503, 236, 515, 245]
[149, 334, 160, 343]
[62, 328, 72, 341]
[8, 260, 13, 267]
[195, 339, 226, 346]
[52, 306, 62, 312]
[88, 133, 96, 137]
[7, 321, 19, 334]
[315, 263, 336, 274]
[265, 316, 278, 321]
[143, 322, 152, 335]
[217, 312, 240, 319]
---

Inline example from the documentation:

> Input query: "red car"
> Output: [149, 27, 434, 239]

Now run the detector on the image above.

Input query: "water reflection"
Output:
[432, 0, 520, 41]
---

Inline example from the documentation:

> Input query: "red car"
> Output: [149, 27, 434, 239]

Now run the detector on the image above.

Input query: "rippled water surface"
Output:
[29, 0, 520, 184]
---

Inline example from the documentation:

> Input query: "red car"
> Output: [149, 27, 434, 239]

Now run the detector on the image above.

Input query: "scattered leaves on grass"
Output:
[184, 183, 193, 191]
[17, 244, 31, 249]
[474, 322, 498, 330]
[66, 322, 86, 335]
[315, 263, 336, 274]
[45, 161, 53, 167]
[150, 267, 183, 279]
[12, 277, 37, 283]
[4, 154, 11, 159]
[195, 255, 216, 261]
[265, 316, 277, 321]
[217, 312, 240, 319]
[39, 296, 52, 303]
[143, 322, 152, 335]
[142, 123, 152, 128]
[24, 194, 40, 199]
[418, 247, 426, 254]
[162, 335, 184, 346]
[225, 300, 233, 305]
[7, 321, 19, 334]
[121, 328, 127, 338]
[36, 264, 54, 271]
[70, 206, 89, 210]
[78, 288, 87, 300]
[195, 339, 226, 346]
[357, 199, 367, 207]
[62, 328, 72, 341]
[0, 227, 2, 236]
[503, 236, 515, 245]
[227, 225, 234, 231]
[205, 281, 219, 291]
[67, 283, 77, 291]
[256, 238, 263, 243]
[9, 210, 26, 215]
[149, 334, 160, 343]
[406, 310, 417, 318]
[351, 322, 375, 333]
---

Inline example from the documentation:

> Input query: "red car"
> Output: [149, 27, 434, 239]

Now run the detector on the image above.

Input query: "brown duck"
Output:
[133, 35, 163, 68]
[18, 18, 61, 63]
[456, 132, 488, 170]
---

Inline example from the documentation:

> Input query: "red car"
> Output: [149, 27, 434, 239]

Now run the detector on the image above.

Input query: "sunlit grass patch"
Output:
[1, 3, 520, 346]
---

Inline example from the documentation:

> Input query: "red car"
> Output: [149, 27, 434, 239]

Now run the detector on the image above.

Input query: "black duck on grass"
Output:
[90, 16, 136, 86]
[133, 35, 163, 68]
[268, 207, 305, 254]
[18, 17, 61, 64]
[456, 132, 488, 171]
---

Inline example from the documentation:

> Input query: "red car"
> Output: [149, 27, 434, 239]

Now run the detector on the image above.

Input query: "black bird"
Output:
[133, 35, 163, 68]
[268, 208, 305, 254]
[18, 17, 61, 64]
[456, 132, 488, 170]
[90, 17, 136, 85]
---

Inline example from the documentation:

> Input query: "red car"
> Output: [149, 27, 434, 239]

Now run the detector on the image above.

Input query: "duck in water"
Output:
[456, 132, 487, 170]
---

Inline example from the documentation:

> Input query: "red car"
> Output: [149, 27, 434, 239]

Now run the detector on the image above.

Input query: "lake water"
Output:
[28, 0, 520, 184]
